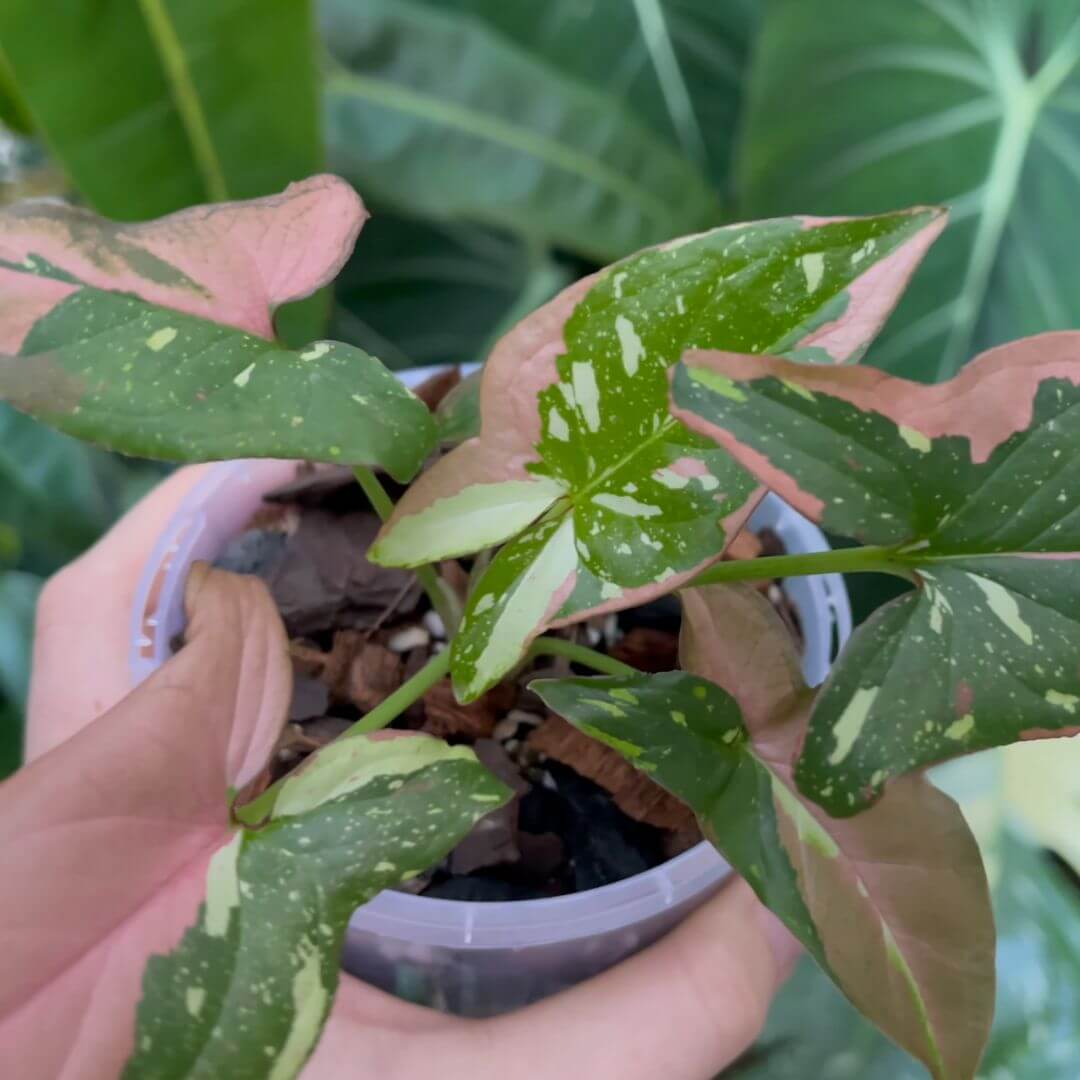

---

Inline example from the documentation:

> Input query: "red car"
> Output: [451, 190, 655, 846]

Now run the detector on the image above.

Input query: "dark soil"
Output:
[216, 370, 803, 901]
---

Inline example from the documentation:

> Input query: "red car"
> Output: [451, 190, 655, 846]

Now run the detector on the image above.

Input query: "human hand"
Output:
[3, 465, 798, 1079]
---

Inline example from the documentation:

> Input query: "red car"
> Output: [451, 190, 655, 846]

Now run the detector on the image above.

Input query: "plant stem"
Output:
[352, 464, 397, 519]
[235, 649, 454, 826]
[529, 636, 636, 678]
[688, 544, 909, 588]
[345, 648, 450, 736]
[352, 465, 461, 631]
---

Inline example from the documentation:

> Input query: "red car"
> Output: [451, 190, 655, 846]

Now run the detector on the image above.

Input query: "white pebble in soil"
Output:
[388, 625, 430, 653]
[506, 709, 543, 728]
[493, 716, 520, 741]
[422, 610, 446, 639]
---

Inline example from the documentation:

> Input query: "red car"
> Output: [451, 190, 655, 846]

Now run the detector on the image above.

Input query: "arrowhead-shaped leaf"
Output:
[125, 735, 507, 1078]
[0, 176, 436, 481]
[0, 566, 508, 1078]
[672, 332, 1080, 815]
[742, 834, 1079, 1080]
[373, 208, 946, 700]
[534, 584, 994, 1080]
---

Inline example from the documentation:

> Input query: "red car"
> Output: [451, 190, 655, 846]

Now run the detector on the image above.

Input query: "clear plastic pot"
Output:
[129, 366, 852, 1017]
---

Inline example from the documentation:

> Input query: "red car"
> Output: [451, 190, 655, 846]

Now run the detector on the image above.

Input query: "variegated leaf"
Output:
[126, 736, 508, 1078]
[0, 566, 508, 1078]
[743, 836, 1080, 1080]
[372, 208, 946, 700]
[534, 585, 994, 1080]
[0, 177, 436, 481]
[672, 332, 1080, 816]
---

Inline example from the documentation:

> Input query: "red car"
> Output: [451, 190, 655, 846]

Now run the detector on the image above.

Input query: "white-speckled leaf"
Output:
[672, 332, 1080, 816]
[0, 178, 436, 480]
[535, 584, 995, 1080]
[373, 209, 945, 700]
[124, 736, 508, 1078]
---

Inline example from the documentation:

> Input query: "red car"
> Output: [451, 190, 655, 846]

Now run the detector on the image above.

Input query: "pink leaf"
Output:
[0, 174, 366, 350]
[0, 566, 291, 1077]
[680, 585, 995, 1080]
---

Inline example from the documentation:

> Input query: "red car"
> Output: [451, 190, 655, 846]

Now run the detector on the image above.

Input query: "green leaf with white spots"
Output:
[534, 584, 994, 1080]
[3, 288, 435, 482]
[672, 331, 1080, 816]
[374, 207, 946, 700]
[0, 178, 437, 480]
[125, 735, 510, 1079]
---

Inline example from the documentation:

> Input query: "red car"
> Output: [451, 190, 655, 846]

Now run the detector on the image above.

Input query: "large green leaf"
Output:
[320, 0, 721, 262]
[425, 0, 760, 193]
[0, 1, 321, 218]
[0, 699, 20, 782]
[733, 834, 1080, 1080]
[673, 333, 1080, 816]
[0, 570, 38, 710]
[535, 585, 993, 1080]
[0, 48, 31, 135]
[0, 570, 38, 779]
[126, 736, 509, 1077]
[331, 209, 570, 371]
[372, 208, 944, 700]
[0, 405, 109, 571]
[740, 0, 1080, 381]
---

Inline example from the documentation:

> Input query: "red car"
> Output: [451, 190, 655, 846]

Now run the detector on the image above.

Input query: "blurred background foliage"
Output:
[0, 2, 1077, 1070]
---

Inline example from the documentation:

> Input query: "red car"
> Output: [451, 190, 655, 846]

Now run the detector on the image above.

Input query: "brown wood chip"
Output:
[663, 821, 704, 859]
[438, 559, 471, 605]
[289, 640, 328, 678]
[346, 642, 404, 712]
[609, 626, 679, 673]
[267, 511, 420, 636]
[320, 629, 364, 696]
[412, 366, 462, 411]
[528, 715, 696, 831]
[724, 529, 765, 561]
[421, 678, 510, 739]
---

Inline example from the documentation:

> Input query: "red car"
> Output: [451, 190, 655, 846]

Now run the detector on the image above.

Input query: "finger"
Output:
[27, 464, 215, 758]
[303, 975, 460, 1080]
[482, 878, 800, 1080]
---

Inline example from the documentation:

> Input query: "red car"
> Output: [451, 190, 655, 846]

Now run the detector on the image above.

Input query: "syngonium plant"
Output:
[0, 174, 1074, 1079]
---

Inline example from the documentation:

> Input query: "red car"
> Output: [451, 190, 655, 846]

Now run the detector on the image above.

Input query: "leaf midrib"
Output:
[755, 738, 947, 1073]
[324, 68, 676, 230]
[630, 0, 707, 168]
[937, 12, 1080, 377]
[135, 0, 228, 203]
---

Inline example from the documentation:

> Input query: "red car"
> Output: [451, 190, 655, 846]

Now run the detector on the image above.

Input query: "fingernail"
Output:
[756, 906, 802, 986]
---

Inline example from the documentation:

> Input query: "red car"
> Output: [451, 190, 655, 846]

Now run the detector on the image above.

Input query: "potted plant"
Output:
[128, 453, 850, 1020]
[3, 175, 1074, 1079]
